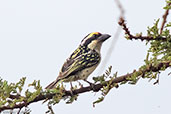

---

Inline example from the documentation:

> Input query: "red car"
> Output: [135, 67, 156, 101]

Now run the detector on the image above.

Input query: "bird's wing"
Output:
[58, 50, 100, 80]
[60, 45, 90, 73]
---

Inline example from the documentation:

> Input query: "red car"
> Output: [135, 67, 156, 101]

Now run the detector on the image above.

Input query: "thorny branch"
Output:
[118, 17, 167, 41]
[118, 0, 170, 41]
[0, 61, 170, 112]
[160, 2, 171, 34]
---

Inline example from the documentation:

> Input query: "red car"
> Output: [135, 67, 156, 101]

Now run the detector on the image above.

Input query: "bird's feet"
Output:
[77, 81, 83, 88]
[69, 82, 74, 96]
[83, 80, 98, 92]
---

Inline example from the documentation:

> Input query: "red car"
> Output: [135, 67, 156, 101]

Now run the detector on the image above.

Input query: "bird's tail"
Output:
[45, 78, 61, 89]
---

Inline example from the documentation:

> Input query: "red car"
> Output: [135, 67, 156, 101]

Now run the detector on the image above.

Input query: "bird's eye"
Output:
[94, 33, 101, 38]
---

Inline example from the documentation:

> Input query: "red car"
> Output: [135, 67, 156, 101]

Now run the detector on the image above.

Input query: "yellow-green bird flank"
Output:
[45, 32, 111, 89]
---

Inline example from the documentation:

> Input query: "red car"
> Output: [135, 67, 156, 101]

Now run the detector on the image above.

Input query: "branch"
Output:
[160, 2, 171, 34]
[99, 0, 125, 73]
[118, 17, 167, 41]
[115, 0, 125, 17]
[0, 61, 170, 112]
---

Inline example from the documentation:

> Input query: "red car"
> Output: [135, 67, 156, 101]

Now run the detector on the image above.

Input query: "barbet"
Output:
[45, 32, 111, 89]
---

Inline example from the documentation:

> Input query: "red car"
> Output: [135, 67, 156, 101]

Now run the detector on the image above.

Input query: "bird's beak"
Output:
[98, 34, 111, 42]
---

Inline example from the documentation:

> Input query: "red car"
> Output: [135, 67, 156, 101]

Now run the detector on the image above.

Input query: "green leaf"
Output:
[93, 97, 104, 107]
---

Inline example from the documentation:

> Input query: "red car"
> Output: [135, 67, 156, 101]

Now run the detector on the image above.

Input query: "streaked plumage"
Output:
[45, 32, 110, 89]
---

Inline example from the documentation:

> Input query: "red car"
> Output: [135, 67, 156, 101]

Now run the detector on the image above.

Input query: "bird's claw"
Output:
[84, 80, 98, 92]
[77, 81, 83, 88]
[70, 88, 74, 96]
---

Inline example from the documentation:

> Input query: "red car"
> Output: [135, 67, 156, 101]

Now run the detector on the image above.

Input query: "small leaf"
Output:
[93, 97, 104, 107]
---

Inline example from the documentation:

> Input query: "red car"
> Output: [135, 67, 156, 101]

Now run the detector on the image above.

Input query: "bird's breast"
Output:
[62, 63, 99, 82]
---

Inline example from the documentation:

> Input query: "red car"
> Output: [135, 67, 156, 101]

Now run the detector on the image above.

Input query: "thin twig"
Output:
[160, 2, 171, 34]
[98, 0, 124, 74]
[118, 17, 167, 41]
[115, 0, 125, 16]
[17, 108, 22, 114]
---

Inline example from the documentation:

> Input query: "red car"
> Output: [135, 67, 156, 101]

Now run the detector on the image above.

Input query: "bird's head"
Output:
[81, 32, 111, 53]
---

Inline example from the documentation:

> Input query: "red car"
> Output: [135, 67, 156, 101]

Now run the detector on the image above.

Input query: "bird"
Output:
[45, 32, 111, 89]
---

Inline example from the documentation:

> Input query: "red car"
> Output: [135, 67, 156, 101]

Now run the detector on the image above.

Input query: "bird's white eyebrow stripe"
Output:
[81, 32, 101, 46]
[81, 36, 96, 46]
[81, 34, 90, 44]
